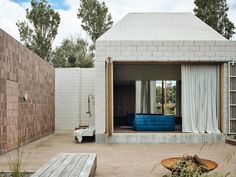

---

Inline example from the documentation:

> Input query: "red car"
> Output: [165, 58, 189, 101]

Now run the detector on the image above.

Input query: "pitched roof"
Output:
[97, 12, 227, 41]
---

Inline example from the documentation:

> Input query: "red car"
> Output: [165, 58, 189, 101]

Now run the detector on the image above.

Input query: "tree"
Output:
[156, 85, 162, 104]
[77, 0, 113, 43]
[166, 82, 176, 103]
[194, 0, 235, 39]
[16, 0, 60, 61]
[51, 37, 94, 68]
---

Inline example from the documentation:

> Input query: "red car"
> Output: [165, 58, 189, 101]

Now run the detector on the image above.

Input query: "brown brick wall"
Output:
[0, 77, 7, 154]
[0, 29, 55, 155]
[6, 80, 18, 150]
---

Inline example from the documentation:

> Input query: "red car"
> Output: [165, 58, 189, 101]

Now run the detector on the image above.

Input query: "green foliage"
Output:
[8, 147, 31, 177]
[170, 155, 210, 177]
[160, 144, 236, 177]
[156, 81, 176, 104]
[166, 82, 176, 103]
[164, 172, 231, 177]
[7, 129, 31, 177]
[193, 0, 235, 39]
[16, 0, 60, 61]
[77, 0, 113, 43]
[156, 85, 162, 104]
[51, 37, 94, 68]
[8, 149, 22, 177]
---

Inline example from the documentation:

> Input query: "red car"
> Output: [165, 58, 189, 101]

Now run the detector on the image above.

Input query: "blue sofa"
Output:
[132, 114, 175, 131]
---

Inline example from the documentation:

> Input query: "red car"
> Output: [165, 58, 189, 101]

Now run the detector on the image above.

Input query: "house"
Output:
[95, 12, 236, 143]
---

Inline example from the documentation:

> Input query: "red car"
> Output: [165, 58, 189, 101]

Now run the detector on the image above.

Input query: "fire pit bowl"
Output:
[161, 157, 218, 171]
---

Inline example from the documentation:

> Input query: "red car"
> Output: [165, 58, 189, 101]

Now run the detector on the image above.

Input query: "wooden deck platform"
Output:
[31, 153, 97, 177]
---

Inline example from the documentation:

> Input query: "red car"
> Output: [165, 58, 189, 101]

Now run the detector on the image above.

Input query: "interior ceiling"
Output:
[114, 64, 181, 82]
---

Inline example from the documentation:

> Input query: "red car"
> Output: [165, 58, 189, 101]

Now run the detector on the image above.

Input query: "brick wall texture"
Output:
[0, 29, 55, 155]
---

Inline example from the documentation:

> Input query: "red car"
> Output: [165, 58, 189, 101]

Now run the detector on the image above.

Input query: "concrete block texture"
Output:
[55, 68, 95, 131]
[96, 40, 236, 62]
[0, 29, 55, 155]
[95, 39, 236, 140]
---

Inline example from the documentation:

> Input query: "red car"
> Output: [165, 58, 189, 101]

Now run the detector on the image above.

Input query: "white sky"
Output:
[0, 0, 235, 48]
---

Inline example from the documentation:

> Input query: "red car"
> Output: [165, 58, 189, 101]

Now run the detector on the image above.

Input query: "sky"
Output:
[0, 0, 236, 48]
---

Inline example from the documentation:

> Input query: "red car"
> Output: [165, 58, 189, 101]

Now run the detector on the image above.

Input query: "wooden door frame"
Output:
[105, 61, 225, 133]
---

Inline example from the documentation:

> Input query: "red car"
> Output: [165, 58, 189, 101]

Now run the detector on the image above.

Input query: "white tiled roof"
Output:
[97, 12, 227, 41]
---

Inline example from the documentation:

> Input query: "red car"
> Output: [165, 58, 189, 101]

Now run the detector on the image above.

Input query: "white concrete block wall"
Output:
[80, 68, 95, 126]
[95, 61, 106, 134]
[55, 68, 80, 130]
[224, 63, 229, 134]
[95, 39, 236, 140]
[96, 40, 236, 62]
[55, 68, 95, 131]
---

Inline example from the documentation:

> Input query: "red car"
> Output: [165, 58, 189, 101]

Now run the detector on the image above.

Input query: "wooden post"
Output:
[105, 57, 113, 136]
[105, 62, 108, 134]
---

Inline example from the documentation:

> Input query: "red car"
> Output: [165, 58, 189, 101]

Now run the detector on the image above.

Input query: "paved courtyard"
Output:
[0, 133, 235, 177]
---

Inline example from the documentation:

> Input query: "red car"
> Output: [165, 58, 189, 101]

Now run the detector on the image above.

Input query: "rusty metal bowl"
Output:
[161, 157, 218, 171]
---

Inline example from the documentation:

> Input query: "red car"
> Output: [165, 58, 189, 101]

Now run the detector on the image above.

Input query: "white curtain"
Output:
[181, 65, 220, 134]
[135, 81, 156, 114]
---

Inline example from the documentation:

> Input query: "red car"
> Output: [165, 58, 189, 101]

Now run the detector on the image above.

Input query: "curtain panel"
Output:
[181, 65, 220, 134]
[135, 81, 156, 114]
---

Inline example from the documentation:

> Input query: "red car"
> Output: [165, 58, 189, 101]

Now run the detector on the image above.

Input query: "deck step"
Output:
[100, 133, 225, 144]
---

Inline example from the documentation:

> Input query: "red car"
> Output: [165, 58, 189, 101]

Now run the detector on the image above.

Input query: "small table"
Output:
[31, 153, 97, 177]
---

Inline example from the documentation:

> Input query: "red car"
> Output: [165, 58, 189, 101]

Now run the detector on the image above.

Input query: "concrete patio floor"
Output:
[0, 132, 235, 177]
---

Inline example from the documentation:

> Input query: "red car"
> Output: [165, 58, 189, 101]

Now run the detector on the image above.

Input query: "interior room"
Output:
[113, 63, 182, 133]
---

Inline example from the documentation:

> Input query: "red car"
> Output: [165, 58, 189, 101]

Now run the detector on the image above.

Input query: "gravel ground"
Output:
[0, 132, 235, 177]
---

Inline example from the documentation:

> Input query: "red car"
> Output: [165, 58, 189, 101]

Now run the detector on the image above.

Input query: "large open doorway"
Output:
[113, 63, 182, 133]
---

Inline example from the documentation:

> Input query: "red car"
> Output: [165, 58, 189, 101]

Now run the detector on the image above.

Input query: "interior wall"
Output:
[55, 68, 95, 131]
[0, 29, 55, 155]
[114, 82, 135, 126]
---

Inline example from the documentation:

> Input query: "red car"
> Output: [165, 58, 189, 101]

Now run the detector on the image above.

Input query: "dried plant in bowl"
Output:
[161, 154, 218, 177]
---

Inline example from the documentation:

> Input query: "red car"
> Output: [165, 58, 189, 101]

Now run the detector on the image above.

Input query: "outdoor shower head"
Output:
[88, 94, 95, 99]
